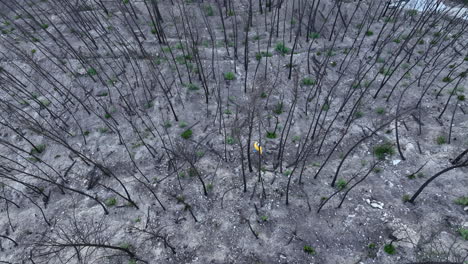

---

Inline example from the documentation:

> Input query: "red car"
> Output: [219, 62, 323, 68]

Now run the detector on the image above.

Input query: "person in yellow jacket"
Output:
[253, 141, 263, 155]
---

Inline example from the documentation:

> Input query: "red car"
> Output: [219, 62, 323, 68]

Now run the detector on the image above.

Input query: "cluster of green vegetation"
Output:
[374, 142, 395, 160]
[275, 42, 290, 55]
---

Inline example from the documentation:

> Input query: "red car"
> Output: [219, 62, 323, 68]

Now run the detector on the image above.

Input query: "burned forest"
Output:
[0, 0, 467, 263]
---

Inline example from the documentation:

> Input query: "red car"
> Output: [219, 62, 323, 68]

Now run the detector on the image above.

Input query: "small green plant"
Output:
[179, 121, 187, 128]
[83, 130, 90, 136]
[418, 39, 425, 45]
[260, 215, 268, 221]
[374, 142, 395, 160]
[336, 179, 347, 190]
[393, 38, 401, 44]
[376, 57, 385, 63]
[226, 136, 235, 145]
[204, 5, 214, 16]
[273, 102, 283, 115]
[383, 244, 396, 255]
[207, 183, 213, 190]
[458, 95, 465, 101]
[354, 111, 364, 118]
[402, 194, 410, 202]
[224, 72, 235, 81]
[407, 173, 416, 179]
[98, 127, 109, 133]
[187, 83, 199, 91]
[292, 135, 301, 143]
[436, 135, 446, 145]
[87, 68, 97, 76]
[30, 144, 46, 155]
[309, 32, 320, 39]
[255, 51, 273, 61]
[301, 78, 316, 86]
[104, 113, 111, 119]
[373, 167, 382, 173]
[459, 228, 468, 240]
[31, 49, 37, 54]
[365, 30, 374, 36]
[163, 121, 172, 128]
[96, 91, 108, 97]
[266, 131, 277, 139]
[283, 170, 292, 176]
[454, 196, 468, 206]
[442, 76, 452, 83]
[368, 243, 376, 249]
[275, 42, 290, 55]
[260, 92, 268, 98]
[105, 197, 117, 207]
[41, 24, 49, 29]
[181, 129, 193, 139]
[40, 99, 51, 107]
[407, 9, 418, 16]
[303, 245, 316, 255]
[376, 107, 386, 115]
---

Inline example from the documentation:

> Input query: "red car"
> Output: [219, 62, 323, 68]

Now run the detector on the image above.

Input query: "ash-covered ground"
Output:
[0, 0, 467, 263]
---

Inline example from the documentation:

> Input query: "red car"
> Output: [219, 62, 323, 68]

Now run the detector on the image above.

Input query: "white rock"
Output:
[392, 159, 402, 165]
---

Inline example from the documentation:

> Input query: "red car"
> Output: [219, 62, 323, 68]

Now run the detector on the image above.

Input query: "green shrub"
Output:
[96, 91, 108, 97]
[436, 135, 446, 145]
[376, 107, 386, 115]
[87, 68, 97, 76]
[374, 142, 395, 160]
[105, 197, 117, 206]
[383, 244, 396, 255]
[226, 136, 235, 145]
[224, 72, 235, 80]
[442, 76, 452, 83]
[266, 131, 277, 139]
[454, 196, 468, 206]
[163, 121, 172, 128]
[204, 5, 214, 16]
[365, 30, 374, 36]
[458, 95, 465, 101]
[30, 144, 46, 155]
[303, 245, 316, 255]
[336, 179, 347, 190]
[368, 243, 376, 249]
[255, 51, 273, 61]
[187, 83, 199, 91]
[181, 129, 193, 139]
[354, 111, 364, 118]
[459, 228, 468, 240]
[273, 102, 283, 115]
[301, 78, 316, 86]
[309, 32, 320, 39]
[402, 194, 410, 202]
[275, 42, 290, 55]
[98, 127, 109, 133]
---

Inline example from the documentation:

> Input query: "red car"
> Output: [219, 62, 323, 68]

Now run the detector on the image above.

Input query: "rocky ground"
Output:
[0, 0, 467, 263]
